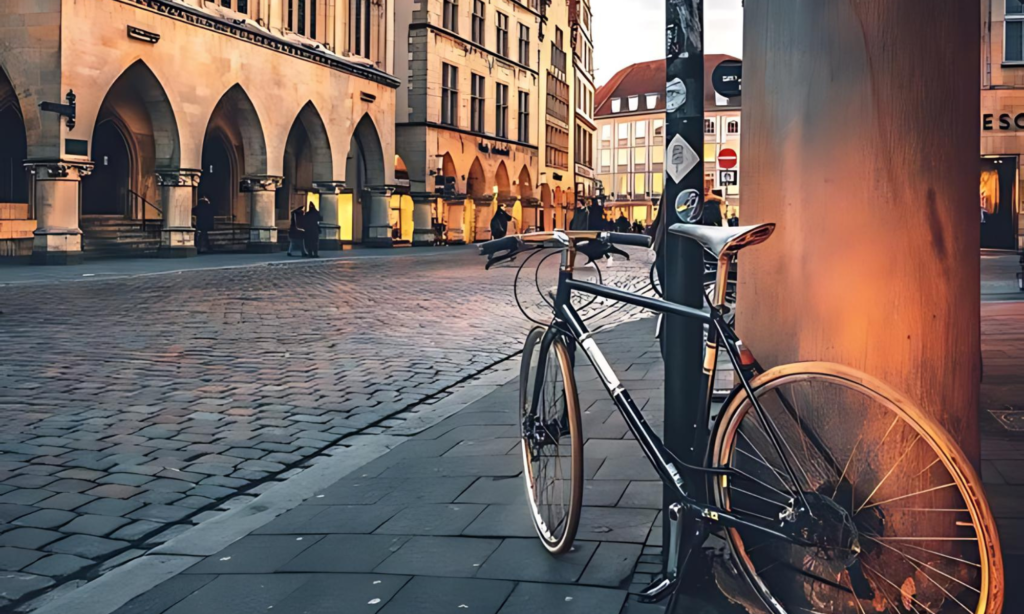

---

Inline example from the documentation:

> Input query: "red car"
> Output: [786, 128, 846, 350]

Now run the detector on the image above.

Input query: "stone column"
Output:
[446, 201, 466, 244]
[29, 161, 93, 265]
[242, 175, 283, 253]
[411, 192, 435, 247]
[315, 181, 346, 251]
[157, 169, 201, 258]
[363, 187, 394, 248]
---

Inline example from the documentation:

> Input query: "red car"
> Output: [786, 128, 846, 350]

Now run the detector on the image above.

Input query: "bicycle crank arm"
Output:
[639, 503, 710, 604]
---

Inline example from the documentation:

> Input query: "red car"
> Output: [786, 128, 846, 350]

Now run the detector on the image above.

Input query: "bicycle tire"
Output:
[519, 327, 584, 554]
[710, 363, 1003, 614]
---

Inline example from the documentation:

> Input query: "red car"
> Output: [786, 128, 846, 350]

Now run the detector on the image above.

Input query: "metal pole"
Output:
[662, 0, 705, 580]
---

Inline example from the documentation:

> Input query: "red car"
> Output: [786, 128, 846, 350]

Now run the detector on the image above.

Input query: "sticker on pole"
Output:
[674, 189, 703, 224]
[666, 134, 699, 184]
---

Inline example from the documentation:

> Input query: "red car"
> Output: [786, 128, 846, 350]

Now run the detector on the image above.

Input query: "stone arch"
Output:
[517, 166, 533, 200]
[278, 102, 333, 221]
[494, 161, 511, 201]
[346, 113, 387, 241]
[466, 158, 487, 199]
[0, 67, 28, 205]
[201, 85, 269, 223]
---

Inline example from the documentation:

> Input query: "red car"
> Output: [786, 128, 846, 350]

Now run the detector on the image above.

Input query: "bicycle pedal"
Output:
[637, 575, 680, 604]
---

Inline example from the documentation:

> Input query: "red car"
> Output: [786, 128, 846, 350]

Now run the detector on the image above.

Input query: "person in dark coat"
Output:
[632, 219, 644, 234]
[701, 191, 725, 227]
[192, 197, 215, 254]
[569, 203, 588, 230]
[489, 205, 513, 239]
[615, 213, 631, 233]
[302, 202, 322, 257]
[588, 199, 605, 231]
[287, 205, 306, 257]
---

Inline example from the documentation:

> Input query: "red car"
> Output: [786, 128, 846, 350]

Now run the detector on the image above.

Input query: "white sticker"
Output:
[666, 134, 699, 184]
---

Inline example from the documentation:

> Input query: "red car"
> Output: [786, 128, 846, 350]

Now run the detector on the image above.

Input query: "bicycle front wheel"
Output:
[711, 363, 1003, 614]
[519, 327, 583, 554]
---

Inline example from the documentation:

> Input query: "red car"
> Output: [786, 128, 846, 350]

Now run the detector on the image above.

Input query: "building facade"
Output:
[395, 0, 543, 244]
[594, 55, 741, 227]
[982, 0, 1024, 251]
[537, 0, 576, 231]
[571, 0, 596, 204]
[0, 0, 401, 264]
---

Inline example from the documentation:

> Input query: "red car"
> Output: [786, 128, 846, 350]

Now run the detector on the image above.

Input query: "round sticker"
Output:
[674, 189, 702, 223]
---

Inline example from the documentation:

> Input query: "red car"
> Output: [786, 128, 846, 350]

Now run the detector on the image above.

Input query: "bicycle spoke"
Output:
[832, 431, 865, 500]
[737, 427, 800, 499]
[862, 483, 959, 510]
[863, 533, 981, 601]
[855, 434, 921, 515]
[860, 560, 940, 614]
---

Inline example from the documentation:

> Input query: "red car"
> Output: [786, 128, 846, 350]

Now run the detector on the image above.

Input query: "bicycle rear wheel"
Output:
[519, 327, 583, 554]
[711, 363, 1003, 614]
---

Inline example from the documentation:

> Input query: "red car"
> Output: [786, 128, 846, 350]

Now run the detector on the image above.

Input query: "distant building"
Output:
[982, 0, 1024, 250]
[594, 55, 741, 226]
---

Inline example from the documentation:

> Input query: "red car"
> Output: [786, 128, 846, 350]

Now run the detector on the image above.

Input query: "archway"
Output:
[495, 162, 512, 201]
[466, 158, 487, 198]
[517, 166, 535, 231]
[345, 114, 386, 242]
[391, 155, 414, 243]
[83, 61, 180, 222]
[279, 102, 333, 224]
[0, 68, 28, 206]
[540, 184, 552, 231]
[201, 85, 268, 228]
[83, 120, 131, 216]
[466, 158, 488, 242]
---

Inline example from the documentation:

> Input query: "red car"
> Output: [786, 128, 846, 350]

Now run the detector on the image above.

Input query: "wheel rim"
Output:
[713, 370, 1000, 614]
[521, 337, 578, 550]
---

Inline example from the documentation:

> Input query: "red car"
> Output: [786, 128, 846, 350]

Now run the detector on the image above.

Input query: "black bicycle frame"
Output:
[541, 265, 815, 550]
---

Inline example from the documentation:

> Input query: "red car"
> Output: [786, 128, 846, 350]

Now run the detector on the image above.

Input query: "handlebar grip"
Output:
[606, 232, 653, 248]
[478, 235, 521, 256]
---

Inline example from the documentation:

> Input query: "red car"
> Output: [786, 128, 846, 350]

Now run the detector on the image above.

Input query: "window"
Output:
[634, 174, 646, 196]
[600, 149, 611, 170]
[352, 0, 372, 58]
[628, 96, 639, 112]
[496, 83, 509, 138]
[552, 27, 567, 73]
[472, 0, 485, 44]
[617, 123, 629, 144]
[653, 119, 664, 143]
[221, 0, 249, 13]
[611, 98, 621, 113]
[651, 145, 664, 165]
[635, 121, 647, 142]
[652, 172, 663, 196]
[601, 125, 612, 143]
[442, 64, 459, 127]
[619, 174, 628, 196]
[471, 74, 486, 133]
[704, 119, 716, 135]
[634, 147, 647, 169]
[646, 94, 658, 109]
[617, 149, 628, 167]
[519, 24, 530, 65]
[518, 91, 530, 142]
[443, 0, 459, 33]
[1008, 1, 1024, 62]
[546, 125, 569, 169]
[496, 13, 509, 58]
[727, 119, 740, 135]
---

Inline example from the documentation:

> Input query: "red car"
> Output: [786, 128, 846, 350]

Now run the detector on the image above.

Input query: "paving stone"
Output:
[579, 542, 644, 588]
[375, 477, 478, 506]
[455, 477, 527, 505]
[0, 489, 54, 505]
[127, 504, 194, 524]
[617, 481, 662, 509]
[375, 504, 485, 536]
[269, 504, 403, 535]
[280, 535, 410, 573]
[186, 464, 235, 477]
[163, 574, 309, 614]
[54, 469, 105, 482]
[576, 507, 659, 544]
[186, 535, 323, 574]
[175, 496, 215, 510]
[0, 547, 46, 571]
[142, 524, 192, 547]
[97, 473, 155, 487]
[462, 504, 539, 538]
[45, 535, 128, 559]
[198, 476, 248, 489]
[23, 554, 92, 578]
[253, 506, 326, 535]
[60, 515, 131, 537]
[0, 504, 35, 523]
[498, 583, 628, 614]
[373, 536, 502, 578]
[35, 492, 96, 511]
[84, 484, 144, 500]
[274, 573, 409, 614]
[46, 479, 97, 494]
[478, 538, 598, 583]
[130, 490, 185, 505]
[13, 509, 77, 530]
[98, 548, 146, 573]
[378, 576, 512, 614]
[593, 457, 660, 481]
[0, 529, 64, 550]
[110, 574, 218, 614]
[76, 498, 144, 517]
[0, 571, 54, 601]
[110, 520, 163, 542]
[379, 455, 523, 479]
[309, 478, 408, 506]
[186, 485, 234, 500]
[237, 460, 285, 473]
[3, 475, 58, 489]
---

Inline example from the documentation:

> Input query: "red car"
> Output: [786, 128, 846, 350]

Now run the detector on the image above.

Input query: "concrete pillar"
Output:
[242, 175, 282, 253]
[411, 193, 435, 246]
[364, 187, 394, 247]
[29, 161, 92, 265]
[157, 169, 201, 258]
[446, 201, 466, 244]
[316, 181, 346, 251]
[740, 1, 981, 454]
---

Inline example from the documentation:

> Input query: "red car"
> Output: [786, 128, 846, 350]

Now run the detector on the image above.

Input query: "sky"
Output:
[591, 0, 744, 87]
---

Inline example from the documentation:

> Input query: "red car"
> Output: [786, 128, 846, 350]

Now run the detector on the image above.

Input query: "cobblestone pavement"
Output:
[0, 246, 657, 608]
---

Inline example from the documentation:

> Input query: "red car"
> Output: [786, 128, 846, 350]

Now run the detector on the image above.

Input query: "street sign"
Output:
[719, 170, 738, 186]
[666, 134, 700, 184]
[711, 60, 742, 98]
[718, 148, 738, 169]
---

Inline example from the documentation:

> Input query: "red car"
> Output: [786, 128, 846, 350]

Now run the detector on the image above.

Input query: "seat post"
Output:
[712, 253, 732, 308]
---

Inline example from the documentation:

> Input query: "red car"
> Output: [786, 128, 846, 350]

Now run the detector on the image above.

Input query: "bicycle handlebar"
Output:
[478, 231, 652, 257]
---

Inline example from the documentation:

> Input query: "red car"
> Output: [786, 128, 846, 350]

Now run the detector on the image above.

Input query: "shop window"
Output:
[704, 118, 716, 135]
[727, 119, 740, 135]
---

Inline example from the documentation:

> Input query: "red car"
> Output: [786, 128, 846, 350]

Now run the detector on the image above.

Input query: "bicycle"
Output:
[480, 225, 1004, 614]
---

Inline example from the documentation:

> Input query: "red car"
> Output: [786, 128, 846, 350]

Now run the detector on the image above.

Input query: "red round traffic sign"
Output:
[718, 148, 738, 170]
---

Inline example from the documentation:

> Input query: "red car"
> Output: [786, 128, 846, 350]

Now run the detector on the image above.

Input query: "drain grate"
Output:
[989, 410, 1024, 431]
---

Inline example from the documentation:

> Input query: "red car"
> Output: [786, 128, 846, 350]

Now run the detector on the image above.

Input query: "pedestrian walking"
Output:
[489, 204, 513, 239]
[192, 196, 214, 254]
[632, 220, 644, 234]
[588, 199, 605, 231]
[615, 213, 631, 233]
[569, 202, 589, 230]
[702, 188, 725, 227]
[302, 202, 322, 257]
[288, 205, 306, 257]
